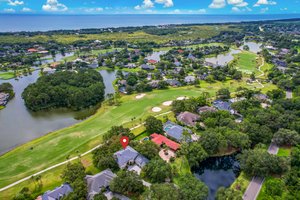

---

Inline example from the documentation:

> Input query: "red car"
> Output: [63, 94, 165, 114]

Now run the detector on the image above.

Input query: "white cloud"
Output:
[209, 0, 226, 9]
[198, 9, 207, 14]
[280, 7, 288, 11]
[143, 0, 154, 8]
[227, 0, 248, 7]
[134, 5, 142, 10]
[155, 0, 174, 8]
[260, 7, 269, 13]
[3, 8, 15, 12]
[22, 7, 32, 12]
[8, 0, 24, 6]
[254, 0, 276, 7]
[42, 0, 68, 12]
[232, 6, 241, 12]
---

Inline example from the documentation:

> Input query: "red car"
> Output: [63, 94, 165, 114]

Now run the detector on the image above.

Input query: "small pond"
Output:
[193, 154, 240, 200]
[205, 49, 241, 66]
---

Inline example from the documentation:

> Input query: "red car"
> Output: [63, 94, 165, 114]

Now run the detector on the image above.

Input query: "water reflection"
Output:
[193, 155, 240, 200]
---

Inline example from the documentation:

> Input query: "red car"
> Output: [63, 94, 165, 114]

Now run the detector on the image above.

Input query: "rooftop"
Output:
[150, 133, 180, 151]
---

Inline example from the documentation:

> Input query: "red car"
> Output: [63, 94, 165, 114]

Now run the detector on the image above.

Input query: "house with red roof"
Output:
[150, 133, 180, 151]
[27, 48, 38, 53]
[147, 59, 158, 64]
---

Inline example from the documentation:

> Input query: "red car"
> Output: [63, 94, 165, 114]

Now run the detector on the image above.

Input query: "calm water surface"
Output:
[194, 155, 240, 200]
[0, 69, 116, 154]
[1, 14, 300, 32]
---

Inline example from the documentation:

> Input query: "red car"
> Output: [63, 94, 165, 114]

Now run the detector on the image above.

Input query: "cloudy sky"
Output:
[0, 0, 299, 14]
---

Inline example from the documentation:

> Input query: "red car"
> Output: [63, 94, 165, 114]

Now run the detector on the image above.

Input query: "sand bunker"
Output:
[152, 107, 162, 112]
[176, 96, 189, 100]
[136, 94, 146, 99]
[162, 101, 173, 106]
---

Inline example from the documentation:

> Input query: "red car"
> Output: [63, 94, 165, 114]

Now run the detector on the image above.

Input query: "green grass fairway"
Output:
[233, 52, 259, 75]
[0, 72, 15, 80]
[0, 80, 277, 195]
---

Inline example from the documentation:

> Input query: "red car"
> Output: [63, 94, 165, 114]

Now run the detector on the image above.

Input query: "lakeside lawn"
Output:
[0, 72, 15, 80]
[0, 79, 277, 196]
[233, 52, 260, 75]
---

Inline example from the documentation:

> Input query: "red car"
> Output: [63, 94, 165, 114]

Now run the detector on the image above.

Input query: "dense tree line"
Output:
[22, 69, 105, 111]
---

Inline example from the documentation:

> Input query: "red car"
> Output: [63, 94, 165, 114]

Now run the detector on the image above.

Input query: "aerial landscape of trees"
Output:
[22, 69, 105, 111]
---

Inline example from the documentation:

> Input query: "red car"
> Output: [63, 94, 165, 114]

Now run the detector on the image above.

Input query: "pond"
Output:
[193, 154, 240, 200]
[0, 69, 116, 155]
[240, 42, 262, 54]
[205, 49, 241, 66]
[34, 52, 74, 65]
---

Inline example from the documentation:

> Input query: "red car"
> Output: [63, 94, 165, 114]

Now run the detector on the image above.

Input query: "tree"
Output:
[216, 187, 242, 200]
[200, 130, 227, 155]
[134, 141, 160, 159]
[145, 116, 163, 134]
[291, 145, 300, 168]
[238, 148, 289, 177]
[217, 88, 231, 100]
[61, 162, 87, 200]
[142, 158, 172, 183]
[13, 187, 34, 200]
[273, 129, 300, 146]
[178, 175, 208, 200]
[267, 89, 285, 100]
[93, 193, 107, 200]
[265, 179, 284, 197]
[179, 142, 208, 167]
[145, 183, 181, 200]
[243, 45, 250, 51]
[110, 171, 144, 196]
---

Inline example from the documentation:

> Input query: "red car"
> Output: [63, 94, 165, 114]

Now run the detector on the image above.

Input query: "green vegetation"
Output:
[233, 52, 259, 75]
[278, 147, 291, 157]
[0, 71, 15, 80]
[22, 69, 105, 111]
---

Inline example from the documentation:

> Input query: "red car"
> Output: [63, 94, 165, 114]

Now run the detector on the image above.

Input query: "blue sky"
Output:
[0, 0, 299, 14]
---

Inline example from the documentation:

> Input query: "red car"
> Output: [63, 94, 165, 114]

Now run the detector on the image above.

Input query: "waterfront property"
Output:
[150, 133, 180, 151]
[0, 92, 9, 106]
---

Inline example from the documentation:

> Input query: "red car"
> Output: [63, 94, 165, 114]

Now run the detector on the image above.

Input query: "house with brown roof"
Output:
[198, 106, 217, 114]
[177, 111, 200, 127]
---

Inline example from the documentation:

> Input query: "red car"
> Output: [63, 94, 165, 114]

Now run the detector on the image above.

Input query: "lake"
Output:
[1, 14, 300, 32]
[205, 49, 241, 66]
[0, 69, 116, 154]
[194, 155, 240, 200]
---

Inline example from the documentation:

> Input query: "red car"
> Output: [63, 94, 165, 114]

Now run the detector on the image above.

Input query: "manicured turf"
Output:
[277, 147, 291, 157]
[233, 52, 259, 75]
[0, 72, 15, 80]
[0, 79, 277, 196]
[230, 172, 251, 193]
[171, 156, 192, 185]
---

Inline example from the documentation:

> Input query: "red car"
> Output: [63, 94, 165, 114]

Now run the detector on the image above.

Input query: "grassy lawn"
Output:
[0, 105, 4, 110]
[0, 71, 15, 80]
[171, 156, 192, 185]
[230, 172, 251, 193]
[0, 79, 276, 197]
[233, 52, 259, 75]
[153, 42, 225, 51]
[277, 147, 291, 157]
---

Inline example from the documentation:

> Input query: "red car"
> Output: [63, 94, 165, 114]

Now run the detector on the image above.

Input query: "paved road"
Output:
[0, 111, 172, 192]
[243, 143, 279, 200]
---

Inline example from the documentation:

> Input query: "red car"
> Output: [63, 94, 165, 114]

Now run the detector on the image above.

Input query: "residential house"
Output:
[165, 79, 181, 87]
[125, 63, 136, 68]
[114, 146, 149, 175]
[177, 111, 200, 127]
[0, 92, 9, 106]
[213, 100, 234, 114]
[89, 60, 99, 69]
[150, 133, 180, 151]
[40, 183, 73, 200]
[43, 67, 56, 75]
[141, 64, 155, 70]
[147, 59, 158, 64]
[163, 121, 192, 142]
[86, 169, 116, 200]
[198, 106, 217, 114]
[184, 75, 196, 84]
[254, 94, 271, 102]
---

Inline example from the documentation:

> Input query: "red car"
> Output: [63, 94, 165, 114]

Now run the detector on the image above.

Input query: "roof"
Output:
[114, 146, 139, 168]
[141, 64, 155, 70]
[114, 146, 148, 169]
[147, 59, 157, 64]
[213, 100, 232, 111]
[42, 184, 73, 200]
[163, 121, 192, 142]
[151, 133, 180, 151]
[86, 169, 116, 200]
[177, 111, 200, 127]
[198, 106, 217, 114]
[28, 48, 38, 52]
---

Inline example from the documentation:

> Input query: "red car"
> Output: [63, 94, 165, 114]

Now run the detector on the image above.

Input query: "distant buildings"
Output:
[198, 106, 217, 114]
[0, 92, 9, 106]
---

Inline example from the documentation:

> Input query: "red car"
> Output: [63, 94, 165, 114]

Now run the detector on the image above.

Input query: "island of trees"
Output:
[22, 69, 105, 111]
